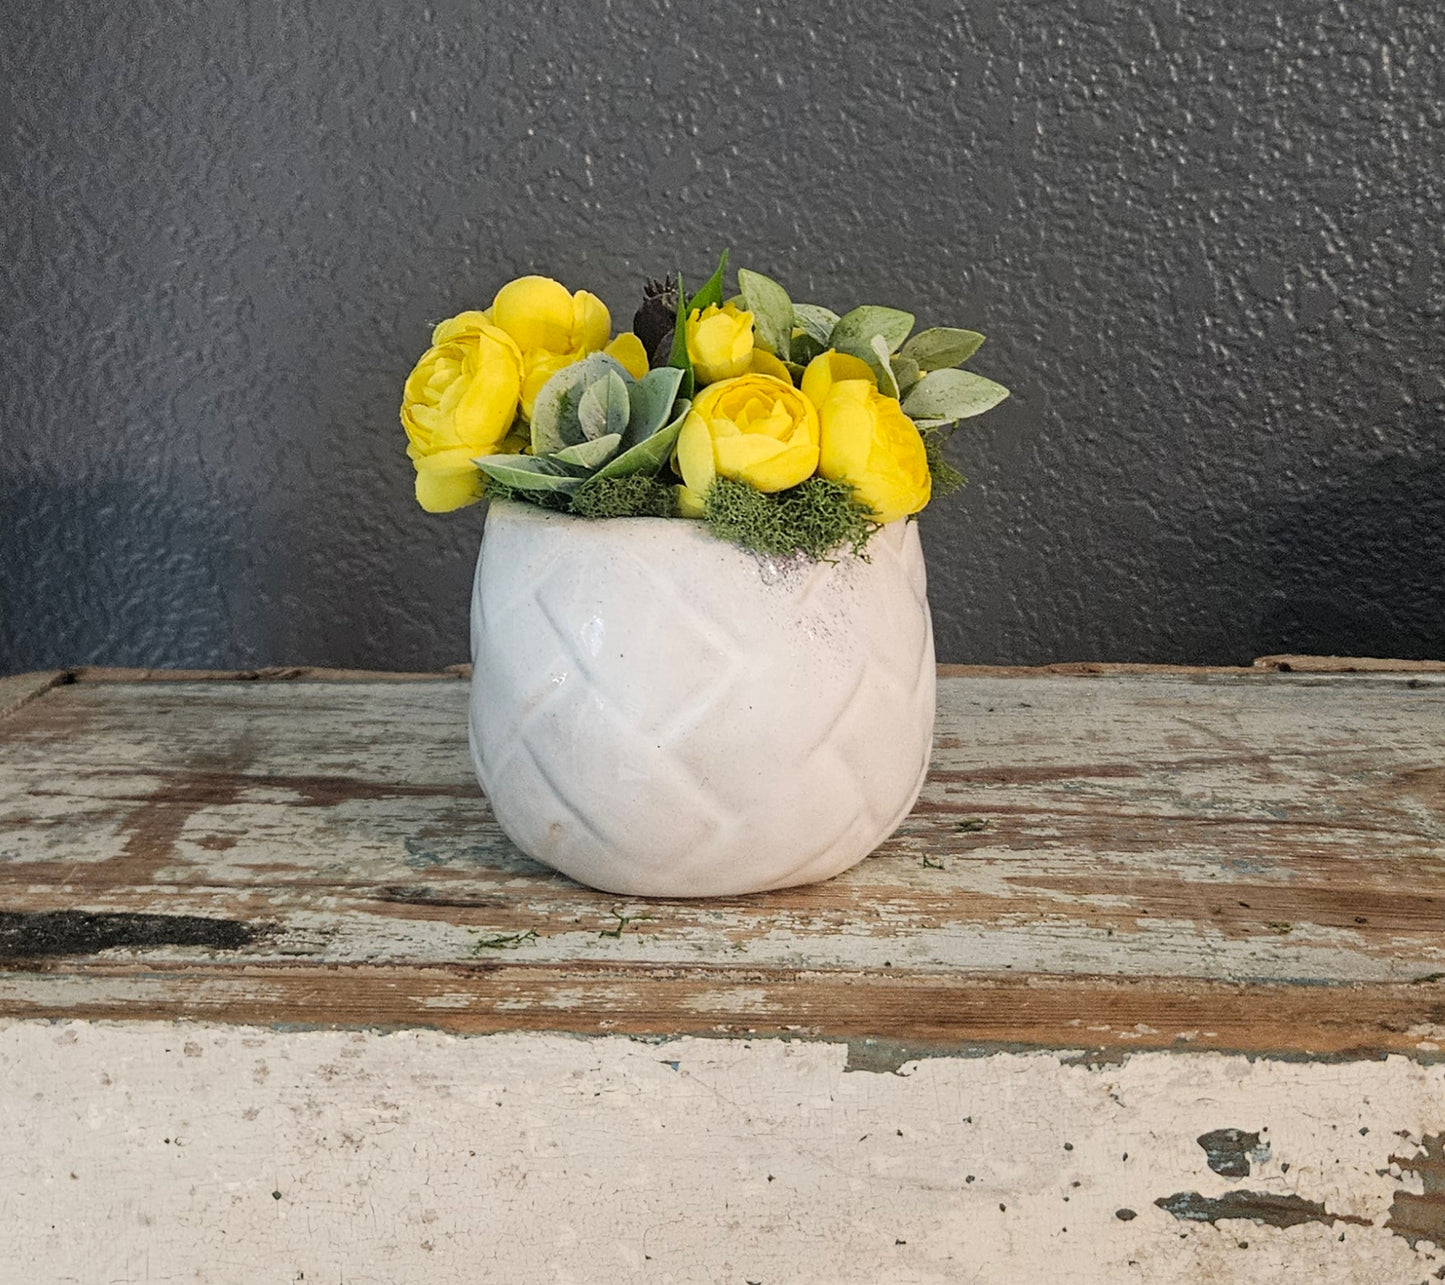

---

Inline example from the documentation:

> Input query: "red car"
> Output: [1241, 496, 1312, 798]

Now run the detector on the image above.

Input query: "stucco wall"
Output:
[2, 0, 1441, 669]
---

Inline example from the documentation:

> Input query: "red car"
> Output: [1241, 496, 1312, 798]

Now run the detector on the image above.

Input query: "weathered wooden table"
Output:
[2, 661, 1443, 1282]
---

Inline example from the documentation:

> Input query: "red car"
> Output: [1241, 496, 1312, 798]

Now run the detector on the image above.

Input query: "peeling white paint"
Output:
[2, 1022, 1443, 1283]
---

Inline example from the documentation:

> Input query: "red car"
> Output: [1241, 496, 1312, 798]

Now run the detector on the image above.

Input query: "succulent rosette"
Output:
[398, 252, 1010, 554]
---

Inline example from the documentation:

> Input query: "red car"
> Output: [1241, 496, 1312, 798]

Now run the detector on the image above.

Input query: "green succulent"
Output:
[473, 353, 689, 499]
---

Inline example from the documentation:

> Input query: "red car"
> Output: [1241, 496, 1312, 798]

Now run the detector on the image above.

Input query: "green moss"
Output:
[921, 428, 967, 499]
[571, 474, 677, 519]
[703, 477, 878, 561]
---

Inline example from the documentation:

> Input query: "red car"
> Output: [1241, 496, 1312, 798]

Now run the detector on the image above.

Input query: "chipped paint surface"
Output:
[2, 1022, 1444, 1282]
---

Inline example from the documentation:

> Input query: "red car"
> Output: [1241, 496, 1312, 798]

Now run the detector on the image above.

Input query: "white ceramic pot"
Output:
[469, 500, 935, 896]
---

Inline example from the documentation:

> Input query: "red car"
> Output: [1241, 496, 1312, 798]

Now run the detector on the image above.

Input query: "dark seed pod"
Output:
[633, 276, 678, 362]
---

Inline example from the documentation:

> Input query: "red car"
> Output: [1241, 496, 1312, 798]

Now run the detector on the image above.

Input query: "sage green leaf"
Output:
[869, 334, 901, 400]
[684, 250, 729, 317]
[789, 332, 824, 366]
[737, 268, 794, 359]
[552, 432, 623, 470]
[900, 327, 986, 371]
[890, 354, 921, 395]
[475, 455, 584, 494]
[783, 361, 809, 384]
[578, 370, 631, 441]
[829, 305, 915, 355]
[902, 369, 1011, 423]
[531, 352, 629, 454]
[594, 401, 690, 481]
[792, 303, 839, 346]
[622, 365, 685, 448]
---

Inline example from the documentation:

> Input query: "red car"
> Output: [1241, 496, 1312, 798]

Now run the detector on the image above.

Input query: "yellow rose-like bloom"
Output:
[686, 302, 755, 384]
[817, 380, 931, 525]
[748, 347, 793, 383]
[489, 276, 613, 418]
[491, 275, 611, 354]
[674, 373, 820, 507]
[801, 349, 876, 409]
[401, 313, 524, 512]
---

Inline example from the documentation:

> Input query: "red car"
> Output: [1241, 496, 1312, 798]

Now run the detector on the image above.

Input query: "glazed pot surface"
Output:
[469, 501, 935, 896]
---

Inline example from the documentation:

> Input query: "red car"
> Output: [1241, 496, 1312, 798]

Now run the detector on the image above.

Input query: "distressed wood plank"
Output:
[0, 671, 64, 721]
[1, 673, 1442, 1050]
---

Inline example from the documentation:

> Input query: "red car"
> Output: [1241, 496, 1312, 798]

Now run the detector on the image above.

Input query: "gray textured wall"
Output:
[3, 0, 1442, 672]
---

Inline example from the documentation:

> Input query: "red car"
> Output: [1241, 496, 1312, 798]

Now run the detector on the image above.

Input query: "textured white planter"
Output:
[469, 500, 935, 896]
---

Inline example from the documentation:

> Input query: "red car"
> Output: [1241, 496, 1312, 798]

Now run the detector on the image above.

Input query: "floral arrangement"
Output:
[400, 253, 1008, 558]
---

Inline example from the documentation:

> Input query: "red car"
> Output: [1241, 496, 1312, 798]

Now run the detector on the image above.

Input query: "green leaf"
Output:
[829, 305, 915, 355]
[684, 250, 729, 317]
[789, 332, 824, 367]
[890, 354, 922, 395]
[531, 352, 629, 454]
[900, 327, 986, 371]
[737, 268, 794, 359]
[792, 303, 839, 347]
[622, 366, 685, 448]
[869, 334, 901, 400]
[594, 401, 691, 481]
[902, 369, 1010, 423]
[551, 432, 623, 471]
[475, 454, 583, 494]
[666, 270, 695, 400]
[577, 370, 631, 441]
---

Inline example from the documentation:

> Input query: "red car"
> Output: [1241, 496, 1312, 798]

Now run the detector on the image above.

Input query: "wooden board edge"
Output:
[1252, 654, 1445, 674]
[0, 671, 68, 722]
[23, 659, 1442, 686]
[4, 963, 1444, 1061]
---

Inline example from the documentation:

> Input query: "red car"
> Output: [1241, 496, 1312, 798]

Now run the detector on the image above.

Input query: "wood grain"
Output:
[1, 671, 1442, 1053]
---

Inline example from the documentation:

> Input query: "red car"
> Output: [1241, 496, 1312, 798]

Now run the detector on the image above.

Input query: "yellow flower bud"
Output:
[490, 275, 612, 357]
[675, 373, 820, 496]
[604, 331, 651, 379]
[801, 349, 876, 410]
[400, 314, 524, 511]
[817, 381, 931, 525]
[686, 302, 755, 384]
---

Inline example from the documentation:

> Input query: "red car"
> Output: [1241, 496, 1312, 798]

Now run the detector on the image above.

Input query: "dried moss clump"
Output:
[703, 476, 878, 561]
[571, 474, 678, 519]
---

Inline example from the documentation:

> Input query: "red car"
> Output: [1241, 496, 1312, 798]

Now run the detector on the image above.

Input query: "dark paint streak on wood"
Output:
[1154, 1190, 1370, 1229]
[0, 910, 258, 960]
[1387, 1134, 1445, 1249]
[33, 768, 477, 809]
[1197, 1128, 1268, 1178]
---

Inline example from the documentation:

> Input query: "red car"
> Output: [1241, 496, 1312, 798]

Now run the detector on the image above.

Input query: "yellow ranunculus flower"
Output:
[801, 349, 875, 409]
[487, 275, 614, 418]
[604, 331, 650, 379]
[401, 313, 524, 512]
[747, 347, 793, 383]
[686, 302, 755, 384]
[491, 275, 611, 355]
[817, 380, 931, 525]
[673, 373, 820, 508]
